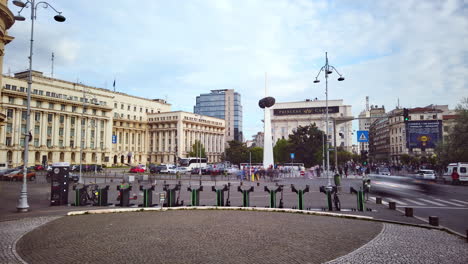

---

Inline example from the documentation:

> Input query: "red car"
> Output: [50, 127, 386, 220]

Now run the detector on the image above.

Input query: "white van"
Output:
[443, 162, 468, 183]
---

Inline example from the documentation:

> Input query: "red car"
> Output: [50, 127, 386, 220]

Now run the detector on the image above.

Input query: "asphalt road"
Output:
[369, 174, 468, 234]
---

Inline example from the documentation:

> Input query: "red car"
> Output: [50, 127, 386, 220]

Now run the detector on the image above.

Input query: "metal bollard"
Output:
[139, 185, 155, 207]
[376, 197, 382, 204]
[349, 187, 365, 211]
[238, 186, 254, 207]
[188, 186, 203, 206]
[389, 201, 396, 210]
[429, 216, 439, 226]
[212, 185, 229, 206]
[405, 207, 413, 217]
[291, 184, 310, 210]
[264, 185, 283, 208]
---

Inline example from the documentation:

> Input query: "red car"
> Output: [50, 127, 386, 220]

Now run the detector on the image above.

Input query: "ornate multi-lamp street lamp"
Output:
[313, 52, 345, 187]
[13, 0, 66, 212]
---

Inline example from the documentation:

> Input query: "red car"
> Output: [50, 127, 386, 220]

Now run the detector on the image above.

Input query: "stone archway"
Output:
[113, 155, 118, 164]
[120, 155, 124, 164]
[35, 152, 40, 163]
[59, 152, 65, 162]
[71, 153, 76, 163]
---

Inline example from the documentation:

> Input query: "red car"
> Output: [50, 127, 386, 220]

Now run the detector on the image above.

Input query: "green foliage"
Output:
[287, 124, 324, 167]
[436, 97, 468, 164]
[273, 139, 291, 164]
[249, 147, 263, 163]
[400, 154, 411, 165]
[224, 140, 249, 165]
[188, 140, 206, 158]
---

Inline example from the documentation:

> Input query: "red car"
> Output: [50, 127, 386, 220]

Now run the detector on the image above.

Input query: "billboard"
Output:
[273, 106, 339, 116]
[406, 120, 442, 149]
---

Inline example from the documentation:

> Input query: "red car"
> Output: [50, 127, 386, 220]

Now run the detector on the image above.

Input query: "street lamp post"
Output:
[13, 0, 66, 212]
[313, 52, 345, 187]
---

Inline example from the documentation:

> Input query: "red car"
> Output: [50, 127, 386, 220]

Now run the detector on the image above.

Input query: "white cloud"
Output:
[4, 0, 467, 141]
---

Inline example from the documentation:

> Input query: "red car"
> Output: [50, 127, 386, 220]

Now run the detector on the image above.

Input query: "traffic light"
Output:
[403, 108, 409, 121]
[361, 151, 368, 165]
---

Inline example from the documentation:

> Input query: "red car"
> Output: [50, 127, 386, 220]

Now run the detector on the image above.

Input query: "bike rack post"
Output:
[350, 187, 366, 211]
[163, 182, 183, 207]
[95, 185, 111, 206]
[319, 186, 333, 211]
[264, 185, 283, 208]
[139, 185, 156, 207]
[291, 184, 309, 210]
[187, 186, 203, 206]
[212, 185, 229, 206]
[72, 185, 87, 206]
[117, 184, 132, 207]
[238, 186, 255, 207]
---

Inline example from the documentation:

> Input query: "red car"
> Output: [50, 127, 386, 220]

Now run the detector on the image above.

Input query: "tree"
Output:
[436, 97, 468, 164]
[273, 138, 291, 164]
[188, 140, 206, 158]
[224, 140, 249, 165]
[287, 124, 325, 168]
[249, 147, 263, 163]
[400, 154, 411, 165]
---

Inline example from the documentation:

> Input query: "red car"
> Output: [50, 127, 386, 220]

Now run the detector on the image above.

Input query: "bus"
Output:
[179, 157, 208, 170]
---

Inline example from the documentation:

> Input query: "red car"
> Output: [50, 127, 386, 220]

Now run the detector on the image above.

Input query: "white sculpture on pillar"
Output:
[259, 74, 275, 169]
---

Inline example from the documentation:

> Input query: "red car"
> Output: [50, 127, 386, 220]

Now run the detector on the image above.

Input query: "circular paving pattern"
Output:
[17, 210, 382, 264]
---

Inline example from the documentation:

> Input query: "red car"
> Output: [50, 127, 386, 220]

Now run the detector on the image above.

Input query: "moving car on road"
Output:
[379, 168, 391, 176]
[129, 166, 145, 173]
[4, 169, 36, 181]
[416, 169, 436, 180]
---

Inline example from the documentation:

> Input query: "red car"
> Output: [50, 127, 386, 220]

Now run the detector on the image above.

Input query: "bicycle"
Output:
[331, 186, 341, 211]
[79, 183, 99, 205]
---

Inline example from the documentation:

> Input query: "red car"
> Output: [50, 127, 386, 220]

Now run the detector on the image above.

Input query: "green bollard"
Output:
[291, 185, 310, 210]
[264, 186, 282, 208]
[238, 186, 254, 207]
[212, 185, 228, 206]
[357, 189, 366, 211]
[188, 186, 203, 206]
[334, 174, 341, 186]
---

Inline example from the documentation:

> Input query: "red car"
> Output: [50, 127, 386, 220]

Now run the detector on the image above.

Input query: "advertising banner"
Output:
[405, 120, 442, 149]
[273, 106, 339, 116]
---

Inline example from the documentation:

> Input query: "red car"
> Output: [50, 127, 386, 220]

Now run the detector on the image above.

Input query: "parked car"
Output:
[129, 166, 145, 173]
[0, 168, 17, 180]
[137, 164, 147, 171]
[156, 164, 174, 174]
[191, 167, 208, 175]
[149, 164, 167, 174]
[416, 169, 436, 180]
[34, 164, 44, 171]
[4, 169, 36, 181]
[167, 166, 177, 174]
[174, 167, 190, 174]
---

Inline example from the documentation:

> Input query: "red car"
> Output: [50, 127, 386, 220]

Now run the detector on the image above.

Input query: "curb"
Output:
[67, 206, 374, 220]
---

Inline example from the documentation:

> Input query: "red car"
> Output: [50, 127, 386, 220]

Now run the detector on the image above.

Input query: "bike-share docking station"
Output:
[187, 186, 203, 206]
[139, 185, 156, 207]
[50, 162, 71, 206]
[212, 183, 231, 206]
[350, 186, 368, 212]
[117, 183, 137, 207]
[163, 181, 184, 207]
[291, 184, 309, 210]
[238, 185, 254, 207]
[319, 185, 340, 211]
[264, 185, 284, 208]
[72, 184, 112, 206]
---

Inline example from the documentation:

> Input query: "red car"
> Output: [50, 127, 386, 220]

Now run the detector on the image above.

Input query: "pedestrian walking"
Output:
[451, 169, 460, 185]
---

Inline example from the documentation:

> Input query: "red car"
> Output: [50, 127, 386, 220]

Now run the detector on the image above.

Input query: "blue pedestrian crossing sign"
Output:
[357, 130, 369, 142]
[290, 153, 295, 159]
[112, 135, 117, 144]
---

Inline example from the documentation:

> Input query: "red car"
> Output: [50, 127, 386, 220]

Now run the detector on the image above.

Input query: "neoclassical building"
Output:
[0, 0, 14, 127]
[0, 70, 225, 167]
[147, 111, 225, 164]
[270, 99, 354, 152]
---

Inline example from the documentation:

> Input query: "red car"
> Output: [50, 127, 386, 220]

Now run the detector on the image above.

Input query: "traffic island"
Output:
[16, 210, 383, 264]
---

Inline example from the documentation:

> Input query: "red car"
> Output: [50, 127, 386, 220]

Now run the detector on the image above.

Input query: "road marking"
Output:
[403, 198, 426, 206]
[450, 199, 468, 205]
[416, 198, 445, 206]
[432, 198, 465, 207]
[387, 198, 408, 206]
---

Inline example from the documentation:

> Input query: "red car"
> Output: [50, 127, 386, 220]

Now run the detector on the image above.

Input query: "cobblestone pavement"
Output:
[0, 216, 60, 264]
[16, 211, 383, 264]
[328, 223, 468, 264]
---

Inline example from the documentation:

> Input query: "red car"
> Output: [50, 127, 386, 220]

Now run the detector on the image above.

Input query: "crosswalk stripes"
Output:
[450, 199, 468, 205]
[403, 198, 425, 206]
[415, 198, 446, 206]
[432, 198, 464, 207]
[386, 198, 408, 206]
[369, 196, 468, 207]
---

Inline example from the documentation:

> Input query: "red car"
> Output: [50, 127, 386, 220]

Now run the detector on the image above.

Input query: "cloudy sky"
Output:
[4, 0, 467, 142]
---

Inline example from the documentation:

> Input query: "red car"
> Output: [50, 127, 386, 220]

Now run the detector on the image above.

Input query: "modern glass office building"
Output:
[194, 89, 243, 142]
